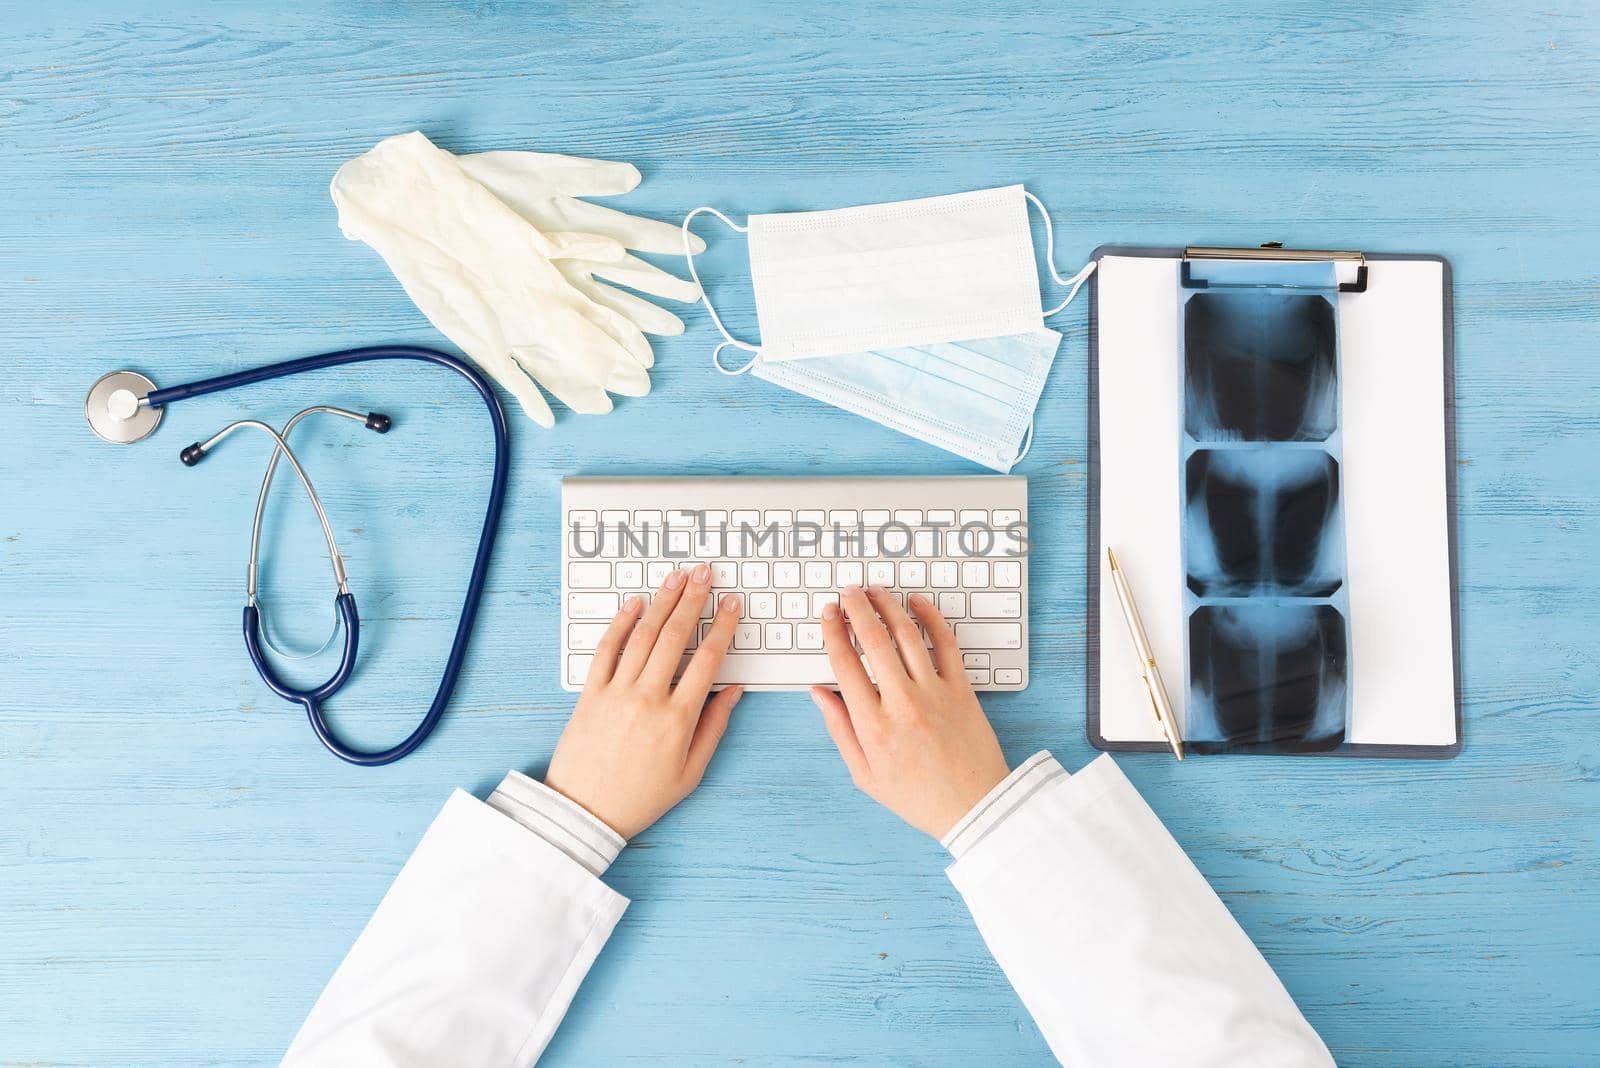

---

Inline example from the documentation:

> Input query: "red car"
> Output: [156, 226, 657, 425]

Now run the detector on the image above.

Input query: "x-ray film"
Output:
[1179, 261, 1351, 752]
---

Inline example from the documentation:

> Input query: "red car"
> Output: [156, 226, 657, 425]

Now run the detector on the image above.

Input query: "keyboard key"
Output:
[733, 623, 762, 650]
[600, 528, 625, 557]
[782, 592, 809, 619]
[829, 510, 859, 527]
[993, 561, 1021, 588]
[742, 562, 770, 587]
[710, 561, 739, 588]
[804, 561, 832, 588]
[835, 561, 864, 587]
[881, 526, 911, 554]
[568, 562, 612, 588]
[616, 562, 644, 588]
[894, 510, 923, 526]
[773, 562, 801, 588]
[568, 592, 620, 619]
[748, 593, 778, 619]
[993, 668, 1023, 685]
[970, 592, 1022, 618]
[928, 509, 955, 524]
[961, 561, 990, 588]
[568, 622, 610, 651]
[965, 668, 991, 686]
[602, 509, 630, 526]
[914, 529, 938, 556]
[992, 509, 1021, 527]
[647, 561, 675, 587]
[668, 529, 694, 556]
[797, 622, 823, 650]
[568, 509, 597, 528]
[731, 509, 761, 529]
[931, 562, 959, 588]
[867, 562, 895, 587]
[939, 592, 967, 618]
[763, 510, 793, 526]
[765, 623, 793, 650]
[634, 509, 663, 527]
[812, 591, 839, 616]
[898, 561, 926, 587]
[693, 527, 721, 555]
[959, 509, 988, 526]
[863, 509, 890, 525]
[798, 509, 826, 525]
[567, 654, 594, 685]
[955, 622, 1023, 650]
[715, 653, 837, 685]
[963, 652, 990, 668]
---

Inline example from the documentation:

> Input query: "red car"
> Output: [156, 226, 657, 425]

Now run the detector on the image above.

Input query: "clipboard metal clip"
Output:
[1181, 243, 1369, 294]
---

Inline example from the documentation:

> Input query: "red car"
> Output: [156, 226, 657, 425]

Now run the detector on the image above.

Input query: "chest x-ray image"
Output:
[1178, 273, 1351, 753]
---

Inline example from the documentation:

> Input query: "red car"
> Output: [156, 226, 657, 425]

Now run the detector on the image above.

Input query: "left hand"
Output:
[543, 564, 745, 839]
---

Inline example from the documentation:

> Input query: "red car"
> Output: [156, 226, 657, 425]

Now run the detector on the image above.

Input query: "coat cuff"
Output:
[941, 750, 1069, 859]
[487, 770, 626, 877]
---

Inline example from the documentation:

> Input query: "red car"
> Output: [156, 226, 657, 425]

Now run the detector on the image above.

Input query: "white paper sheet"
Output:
[1095, 255, 1457, 749]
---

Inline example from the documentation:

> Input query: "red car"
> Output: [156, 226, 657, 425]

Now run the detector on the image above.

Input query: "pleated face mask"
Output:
[682, 185, 1093, 472]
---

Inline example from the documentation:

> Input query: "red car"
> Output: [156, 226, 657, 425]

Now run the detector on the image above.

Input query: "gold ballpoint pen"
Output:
[1106, 546, 1184, 761]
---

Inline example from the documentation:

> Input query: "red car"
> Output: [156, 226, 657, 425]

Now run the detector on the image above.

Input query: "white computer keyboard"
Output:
[560, 476, 1029, 692]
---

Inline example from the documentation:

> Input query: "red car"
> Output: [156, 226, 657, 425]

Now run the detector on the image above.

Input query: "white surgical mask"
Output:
[683, 185, 1093, 471]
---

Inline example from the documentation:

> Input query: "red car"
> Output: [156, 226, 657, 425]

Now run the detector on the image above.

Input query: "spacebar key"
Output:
[715, 654, 837, 687]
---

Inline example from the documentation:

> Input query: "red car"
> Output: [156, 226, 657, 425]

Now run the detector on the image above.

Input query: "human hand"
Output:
[544, 563, 745, 839]
[810, 586, 1011, 839]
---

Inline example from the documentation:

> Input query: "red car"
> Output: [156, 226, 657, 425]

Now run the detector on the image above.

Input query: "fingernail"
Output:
[842, 584, 862, 597]
[720, 593, 740, 612]
[622, 594, 640, 612]
[808, 689, 823, 709]
[909, 592, 930, 609]
[665, 569, 687, 589]
[691, 563, 711, 583]
[822, 601, 840, 621]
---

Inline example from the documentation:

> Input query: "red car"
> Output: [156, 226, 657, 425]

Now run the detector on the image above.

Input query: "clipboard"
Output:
[1086, 245, 1462, 758]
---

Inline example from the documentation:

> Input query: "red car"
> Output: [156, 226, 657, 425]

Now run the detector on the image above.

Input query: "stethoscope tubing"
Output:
[155, 345, 510, 767]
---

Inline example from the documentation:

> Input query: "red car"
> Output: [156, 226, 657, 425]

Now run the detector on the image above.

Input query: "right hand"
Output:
[810, 586, 1011, 839]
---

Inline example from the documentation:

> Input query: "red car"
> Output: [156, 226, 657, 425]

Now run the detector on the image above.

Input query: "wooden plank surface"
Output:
[1, 2, 1597, 1063]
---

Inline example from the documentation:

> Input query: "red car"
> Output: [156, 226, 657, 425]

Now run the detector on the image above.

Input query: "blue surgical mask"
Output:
[682, 186, 1093, 472]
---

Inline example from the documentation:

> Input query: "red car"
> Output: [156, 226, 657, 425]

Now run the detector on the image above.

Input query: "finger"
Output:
[542, 230, 627, 263]
[457, 150, 641, 200]
[557, 264, 687, 338]
[867, 585, 936, 682]
[811, 686, 872, 789]
[615, 566, 689, 682]
[579, 252, 702, 304]
[508, 343, 614, 416]
[642, 564, 716, 691]
[603, 352, 652, 398]
[585, 594, 643, 688]
[549, 197, 702, 255]
[819, 599, 880, 715]
[907, 592, 964, 679]
[569, 292, 656, 371]
[676, 592, 743, 701]
[839, 585, 910, 693]
[684, 685, 743, 785]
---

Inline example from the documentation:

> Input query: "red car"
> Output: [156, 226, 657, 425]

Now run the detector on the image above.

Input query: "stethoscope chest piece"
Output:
[85, 370, 163, 443]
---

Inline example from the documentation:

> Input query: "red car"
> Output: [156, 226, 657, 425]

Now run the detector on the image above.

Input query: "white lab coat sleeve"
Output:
[280, 777, 628, 1068]
[944, 752, 1333, 1067]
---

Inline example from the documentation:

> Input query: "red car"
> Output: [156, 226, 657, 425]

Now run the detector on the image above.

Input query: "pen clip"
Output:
[1140, 671, 1166, 735]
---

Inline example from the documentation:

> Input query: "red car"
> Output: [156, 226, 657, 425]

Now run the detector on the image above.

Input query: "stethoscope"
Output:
[84, 345, 510, 766]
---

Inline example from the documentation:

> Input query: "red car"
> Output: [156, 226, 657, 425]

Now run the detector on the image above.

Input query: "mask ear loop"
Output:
[1024, 191, 1097, 316]
[682, 207, 763, 375]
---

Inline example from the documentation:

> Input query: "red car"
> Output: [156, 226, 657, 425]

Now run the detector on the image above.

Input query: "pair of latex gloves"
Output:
[331, 131, 703, 427]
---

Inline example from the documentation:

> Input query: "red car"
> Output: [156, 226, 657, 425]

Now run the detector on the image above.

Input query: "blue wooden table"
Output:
[3, 3, 1597, 1064]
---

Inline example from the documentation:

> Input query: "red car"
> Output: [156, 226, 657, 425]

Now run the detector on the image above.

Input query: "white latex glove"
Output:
[331, 132, 676, 426]
[458, 150, 705, 338]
